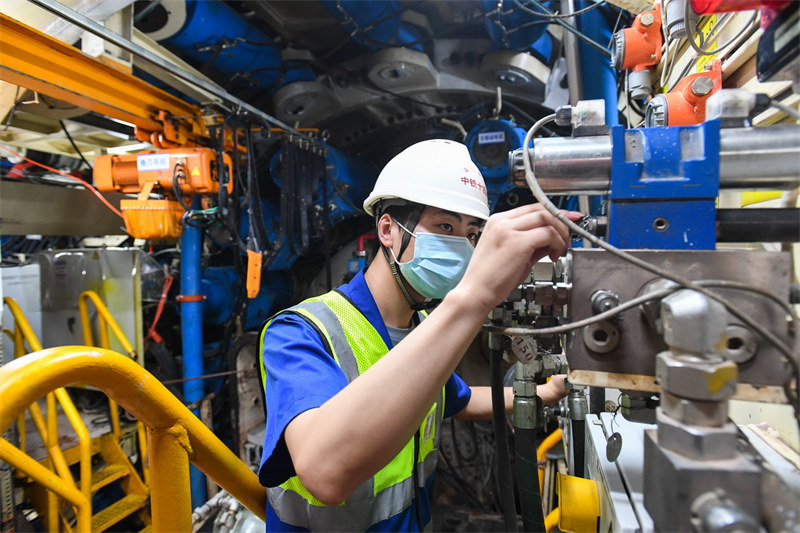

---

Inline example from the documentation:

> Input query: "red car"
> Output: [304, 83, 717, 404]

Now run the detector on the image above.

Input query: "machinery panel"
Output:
[567, 249, 794, 398]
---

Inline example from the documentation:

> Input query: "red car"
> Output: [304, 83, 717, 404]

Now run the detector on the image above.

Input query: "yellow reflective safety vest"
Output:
[259, 289, 444, 531]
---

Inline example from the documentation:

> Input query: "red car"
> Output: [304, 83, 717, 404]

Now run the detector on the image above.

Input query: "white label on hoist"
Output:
[137, 153, 170, 172]
[477, 131, 505, 144]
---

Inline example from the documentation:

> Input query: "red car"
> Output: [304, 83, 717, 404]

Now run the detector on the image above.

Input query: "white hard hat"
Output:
[363, 139, 490, 220]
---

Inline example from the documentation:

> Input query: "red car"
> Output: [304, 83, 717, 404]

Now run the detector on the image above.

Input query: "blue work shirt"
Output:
[258, 269, 472, 531]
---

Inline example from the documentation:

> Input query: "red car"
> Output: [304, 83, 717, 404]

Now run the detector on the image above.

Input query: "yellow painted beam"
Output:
[0, 13, 207, 144]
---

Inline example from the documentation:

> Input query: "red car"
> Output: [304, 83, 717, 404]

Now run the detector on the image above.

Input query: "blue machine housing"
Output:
[481, 0, 555, 62]
[158, 0, 315, 92]
[321, 0, 426, 51]
[200, 267, 294, 330]
[465, 119, 527, 210]
[608, 120, 721, 249]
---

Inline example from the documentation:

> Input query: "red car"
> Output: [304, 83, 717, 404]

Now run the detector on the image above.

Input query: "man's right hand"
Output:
[452, 204, 582, 312]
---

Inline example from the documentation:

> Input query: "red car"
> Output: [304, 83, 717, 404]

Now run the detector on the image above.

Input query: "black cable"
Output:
[516, 0, 608, 19]
[134, 0, 162, 23]
[244, 123, 270, 252]
[450, 418, 481, 463]
[436, 450, 486, 509]
[59, 120, 93, 171]
[172, 163, 191, 212]
[326, 173, 365, 215]
[412, 431, 424, 531]
[517, 0, 613, 57]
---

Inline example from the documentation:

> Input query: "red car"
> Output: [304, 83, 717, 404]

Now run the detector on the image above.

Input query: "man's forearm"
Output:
[455, 379, 567, 420]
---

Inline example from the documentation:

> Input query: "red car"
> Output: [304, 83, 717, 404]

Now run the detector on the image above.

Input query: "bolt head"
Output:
[691, 76, 714, 97]
[641, 12, 655, 26]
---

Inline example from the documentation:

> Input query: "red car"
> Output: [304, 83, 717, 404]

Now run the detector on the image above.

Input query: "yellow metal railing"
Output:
[2, 297, 92, 532]
[0, 347, 267, 532]
[78, 290, 149, 484]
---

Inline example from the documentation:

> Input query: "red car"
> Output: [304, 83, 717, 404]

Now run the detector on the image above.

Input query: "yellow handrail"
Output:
[78, 290, 149, 484]
[0, 347, 267, 532]
[2, 297, 92, 522]
[78, 291, 137, 358]
[0, 440, 90, 532]
[537, 428, 563, 493]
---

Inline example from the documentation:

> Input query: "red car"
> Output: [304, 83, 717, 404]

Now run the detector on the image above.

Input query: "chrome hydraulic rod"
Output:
[510, 125, 800, 194]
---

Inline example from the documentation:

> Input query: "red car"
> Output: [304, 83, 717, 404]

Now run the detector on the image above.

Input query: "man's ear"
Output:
[377, 213, 395, 248]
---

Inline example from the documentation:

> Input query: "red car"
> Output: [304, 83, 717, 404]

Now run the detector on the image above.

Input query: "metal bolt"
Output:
[691, 76, 714, 97]
[641, 12, 655, 26]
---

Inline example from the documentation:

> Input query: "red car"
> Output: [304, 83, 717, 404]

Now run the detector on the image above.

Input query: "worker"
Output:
[258, 139, 581, 531]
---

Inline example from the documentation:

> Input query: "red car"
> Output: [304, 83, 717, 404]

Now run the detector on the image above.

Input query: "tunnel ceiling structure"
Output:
[4, 0, 630, 169]
[139, 0, 574, 163]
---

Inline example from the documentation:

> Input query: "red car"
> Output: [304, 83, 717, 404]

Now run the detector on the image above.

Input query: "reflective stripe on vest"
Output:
[260, 290, 444, 531]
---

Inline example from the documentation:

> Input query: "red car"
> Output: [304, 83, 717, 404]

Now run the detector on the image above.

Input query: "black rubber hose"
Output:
[490, 341, 519, 533]
[716, 208, 800, 243]
[515, 425, 546, 532]
[571, 419, 586, 479]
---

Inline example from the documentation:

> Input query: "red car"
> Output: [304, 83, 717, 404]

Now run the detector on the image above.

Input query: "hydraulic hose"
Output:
[489, 333, 519, 533]
[516, 425, 546, 531]
[514, 362, 547, 532]
[571, 420, 586, 479]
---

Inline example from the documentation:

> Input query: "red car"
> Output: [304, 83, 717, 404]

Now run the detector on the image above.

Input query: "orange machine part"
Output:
[94, 147, 234, 196]
[246, 250, 263, 299]
[120, 198, 186, 240]
[619, 4, 663, 70]
[665, 60, 723, 125]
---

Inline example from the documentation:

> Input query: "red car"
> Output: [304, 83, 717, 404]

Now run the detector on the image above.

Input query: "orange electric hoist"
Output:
[95, 147, 233, 240]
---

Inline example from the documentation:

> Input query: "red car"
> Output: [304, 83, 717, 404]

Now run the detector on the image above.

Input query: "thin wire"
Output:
[607, 6, 625, 49]
[0, 143, 122, 218]
[770, 99, 800, 121]
[523, 0, 608, 19]
[59, 120, 93, 171]
[685, 4, 759, 57]
[520, 114, 800, 424]
[520, 0, 613, 58]
[659, 36, 678, 90]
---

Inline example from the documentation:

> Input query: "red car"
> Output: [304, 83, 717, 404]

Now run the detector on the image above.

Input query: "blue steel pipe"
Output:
[159, 0, 315, 92]
[180, 196, 206, 507]
[576, 1, 617, 216]
[576, 1, 618, 126]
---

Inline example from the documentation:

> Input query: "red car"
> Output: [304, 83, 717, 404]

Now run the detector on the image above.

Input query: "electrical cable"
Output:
[516, 0, 608, 20]
[659, 36, 678, 90]
[172, 162, 191, 212]
[519, 114, 800, 428]
[770, 99, 800, 121]
[450, 418, 481, 463]
[58, 120, 93, 171]
[684, 4, 759, 57]
[0, 143, 122, 218]
[520, 0, 613, 58]
[334, 0, 429, 50]
[133, 0, 162, 23]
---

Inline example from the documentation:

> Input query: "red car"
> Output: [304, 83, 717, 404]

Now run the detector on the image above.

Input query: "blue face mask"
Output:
[390, 220, 474, 299]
